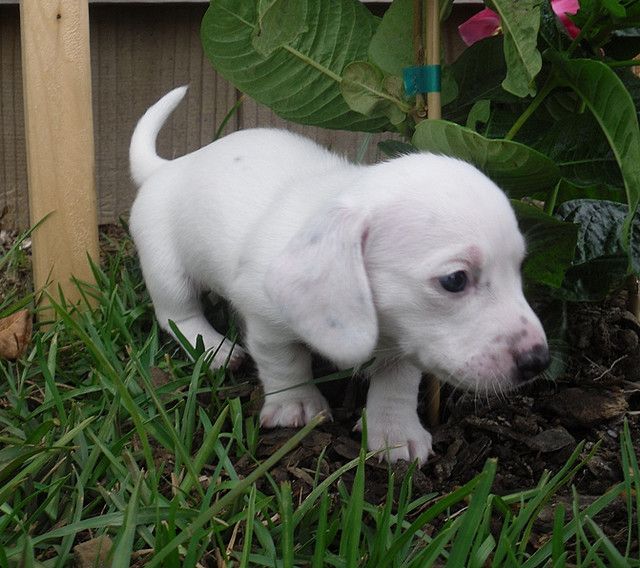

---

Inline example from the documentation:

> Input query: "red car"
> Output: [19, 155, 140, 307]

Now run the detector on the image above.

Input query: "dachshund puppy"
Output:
[129, 87, 549, 464]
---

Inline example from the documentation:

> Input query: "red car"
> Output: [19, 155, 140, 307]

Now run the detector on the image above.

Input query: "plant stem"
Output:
[607, 59, 640, 69]
[567, 11, 598, 57]
[424, 372, 440, 428]
[505, 77, 558, 141]
[627, 275, 640, 321]
[544, 181, 561, 216]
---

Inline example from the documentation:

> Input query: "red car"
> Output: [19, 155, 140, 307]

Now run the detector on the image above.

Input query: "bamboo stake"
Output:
[425, 0, 441, 120]
[629, 60, 640, 321]
[628, 275, 640, 321]
[413, 0, 427, 119]
[20, 0, 99, 320]
[424, 0, 442, 428]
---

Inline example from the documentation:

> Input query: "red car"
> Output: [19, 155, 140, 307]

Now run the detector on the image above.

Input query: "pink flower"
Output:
[551, 0, 581, 39]
[458, 0, 581, 47]
[458, 7, 501, 47]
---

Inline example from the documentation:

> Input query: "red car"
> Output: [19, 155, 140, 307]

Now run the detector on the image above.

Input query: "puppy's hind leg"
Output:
[168, 311, 246, 371]
[246, 319, 331, 428]
[143, 266, 246, 370]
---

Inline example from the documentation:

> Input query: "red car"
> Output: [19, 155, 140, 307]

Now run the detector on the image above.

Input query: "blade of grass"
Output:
[290, 451, 379, 530]
[111, 474, 144, 565]
[278, 481, 295, 568]
[408, 519, 460, 568]
[312, 489, 330, 568]
[584, 516, 628, 568]
[240, 485, 258, 567]
[369, 471, 395, 566]
[551, 502, 566, 566]
[340, 447, 365, 568]
[379, 474, 484, 568]
[179, 405, 230, 496]
[55, 469, 85, 568]
[48, 297, 155, 473]
[572, 485, 587, 565]
[179, 355, 208, 464]
[37, 334, 67, 425]
[446, 458, 497, 567]
[130, 354, 206, 498]
[0, 214, 51, 272]
[147, 414, 324, 567]
[522, 482, 625, 568]
[26, 508, 197, 548]
[621, 418, 640, 559]
[0, 417, 95, 505]
[496, 440, 597, 565]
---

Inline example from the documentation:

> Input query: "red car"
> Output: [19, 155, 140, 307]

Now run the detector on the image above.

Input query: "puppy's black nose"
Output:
[515, 344, 550, 382]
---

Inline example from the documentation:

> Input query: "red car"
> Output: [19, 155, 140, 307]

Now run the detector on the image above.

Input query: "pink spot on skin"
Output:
[458, 0, 580, 46]
[466, 245, 483, 266]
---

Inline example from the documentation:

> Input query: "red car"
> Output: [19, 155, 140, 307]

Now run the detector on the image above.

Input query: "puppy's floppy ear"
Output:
[265, 207, 378, 367]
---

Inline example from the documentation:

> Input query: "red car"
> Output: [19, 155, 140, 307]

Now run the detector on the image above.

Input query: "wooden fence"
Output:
[1, 2, 474, 230]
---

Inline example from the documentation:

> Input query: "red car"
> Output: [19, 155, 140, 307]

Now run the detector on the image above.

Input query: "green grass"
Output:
[0, 229, 638, 567]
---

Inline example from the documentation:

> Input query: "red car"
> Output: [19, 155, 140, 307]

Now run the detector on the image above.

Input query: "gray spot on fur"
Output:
[307, 231, 323, 245]
[326, 317, 343, 329]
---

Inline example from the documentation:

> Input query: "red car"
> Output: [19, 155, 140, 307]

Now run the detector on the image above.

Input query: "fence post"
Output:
[20, 0, 99, 319]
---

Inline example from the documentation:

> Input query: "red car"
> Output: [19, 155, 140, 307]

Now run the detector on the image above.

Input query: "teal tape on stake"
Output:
[403, 65, 441, 96]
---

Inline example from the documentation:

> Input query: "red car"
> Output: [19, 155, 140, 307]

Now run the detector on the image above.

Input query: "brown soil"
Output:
[235, 270, 640, 556]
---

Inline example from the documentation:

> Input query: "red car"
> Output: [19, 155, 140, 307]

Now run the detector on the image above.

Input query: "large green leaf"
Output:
[573, 0, 640, 47]
[557, 199, 626, 261]
[533, 112, 624, 189]
[556, 199, 637, 298]
[201, 0, 392, 131]
[340, 62, 409, 125]
[412, 120, 561, 196]
[488, 0, 543, 97]
[367, 0, 414, 77]
[368, 0, 453, 76]
[445, 37, 516, 125]
[465, 100, 491, 131]
[512, 202, 578, 289]
[548, 52, 640, 271]
[552, 179, 625, 209]
[251, 1, 307, 57]
[618, 67, 640, 122]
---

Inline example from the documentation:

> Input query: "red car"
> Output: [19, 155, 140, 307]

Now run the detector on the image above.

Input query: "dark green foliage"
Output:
[202, 0, 640, 296]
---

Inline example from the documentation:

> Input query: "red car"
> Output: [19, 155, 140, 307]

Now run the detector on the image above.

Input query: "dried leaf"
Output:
[0, 309, 32, 359]
[73, 535, 113, 568]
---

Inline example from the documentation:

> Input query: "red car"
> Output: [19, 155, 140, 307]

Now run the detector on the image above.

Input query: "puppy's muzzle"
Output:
[515, 343, 550, 383]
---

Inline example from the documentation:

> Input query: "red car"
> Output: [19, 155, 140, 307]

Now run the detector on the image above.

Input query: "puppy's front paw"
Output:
[356, 414, 433, 466]
[260, 387, 332, 428]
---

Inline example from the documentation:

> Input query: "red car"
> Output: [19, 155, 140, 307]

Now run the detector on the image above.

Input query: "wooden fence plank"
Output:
[20, 0, 99, 316]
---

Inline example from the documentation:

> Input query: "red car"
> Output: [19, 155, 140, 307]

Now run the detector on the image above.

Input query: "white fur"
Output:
[129, 87, 550, 465]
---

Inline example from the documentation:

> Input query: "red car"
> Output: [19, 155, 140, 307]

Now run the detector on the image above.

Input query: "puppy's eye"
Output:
[438, 270, 468, 293]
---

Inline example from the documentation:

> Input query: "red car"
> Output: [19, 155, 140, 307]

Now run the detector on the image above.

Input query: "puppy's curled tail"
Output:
[129, 85, 188, 186]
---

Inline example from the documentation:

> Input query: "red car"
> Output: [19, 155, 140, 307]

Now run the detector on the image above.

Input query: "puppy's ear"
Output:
[265, 207, 378, 367]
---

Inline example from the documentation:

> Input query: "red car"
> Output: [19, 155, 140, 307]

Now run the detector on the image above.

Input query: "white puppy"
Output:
[129, 87, 549, 465]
